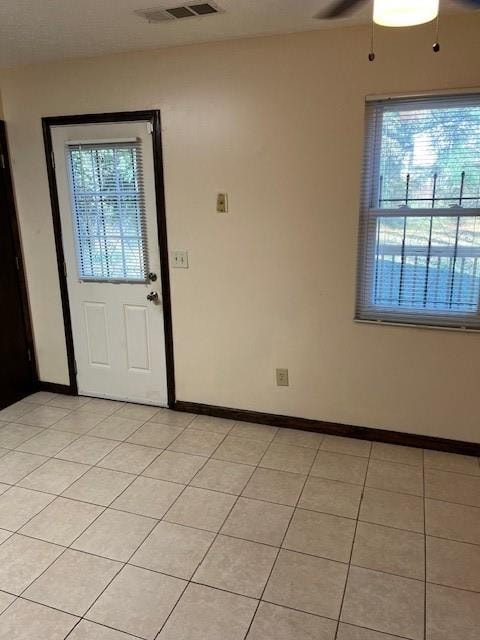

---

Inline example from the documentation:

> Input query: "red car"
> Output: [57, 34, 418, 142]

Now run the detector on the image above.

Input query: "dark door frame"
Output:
[0, 121, 38, 407]
[42, 111, 176, 407]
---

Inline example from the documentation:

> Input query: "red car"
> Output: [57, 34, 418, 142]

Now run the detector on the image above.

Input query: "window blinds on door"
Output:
[67, 139, 148, 282]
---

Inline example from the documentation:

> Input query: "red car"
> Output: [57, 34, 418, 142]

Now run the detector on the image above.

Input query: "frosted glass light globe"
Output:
[374, 0, 439, 27]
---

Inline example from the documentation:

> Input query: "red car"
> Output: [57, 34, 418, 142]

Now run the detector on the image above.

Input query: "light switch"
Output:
[217, 193, 228, 213]
[172, 250, 189, 268]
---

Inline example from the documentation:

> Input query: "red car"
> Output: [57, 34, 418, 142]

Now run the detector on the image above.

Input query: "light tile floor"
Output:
[0, 391, 479, 639]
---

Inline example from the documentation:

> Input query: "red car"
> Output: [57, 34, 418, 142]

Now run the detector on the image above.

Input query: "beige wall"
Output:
[1, 15, 480, 442]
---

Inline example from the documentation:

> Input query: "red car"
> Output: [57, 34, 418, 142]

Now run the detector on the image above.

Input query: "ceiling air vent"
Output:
[135, 3, 223, 23]
[188, 3, 219, 14]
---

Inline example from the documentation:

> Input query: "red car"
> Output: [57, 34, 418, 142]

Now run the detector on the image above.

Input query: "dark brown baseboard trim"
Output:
[174, 401, 480, 457]
[38, 381, 74, 395]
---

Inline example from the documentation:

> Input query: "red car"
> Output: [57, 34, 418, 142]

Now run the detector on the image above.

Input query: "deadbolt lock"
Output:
[148, 272, 158, 282]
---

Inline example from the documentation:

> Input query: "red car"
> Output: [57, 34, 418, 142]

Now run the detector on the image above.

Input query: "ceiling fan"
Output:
[316, 0, 480, 27]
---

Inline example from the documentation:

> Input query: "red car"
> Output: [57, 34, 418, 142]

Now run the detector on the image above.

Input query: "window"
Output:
[67, 139, 148, 282]
[356, 93, 480, 329]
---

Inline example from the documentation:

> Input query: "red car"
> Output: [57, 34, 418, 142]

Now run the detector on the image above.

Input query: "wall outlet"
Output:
[172, 250, 189, 268]
[216, 193, 228, 213]
[276, 368, 289, 387]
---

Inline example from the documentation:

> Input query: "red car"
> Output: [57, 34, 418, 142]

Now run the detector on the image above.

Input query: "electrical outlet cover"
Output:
[276, 368, 289, 387]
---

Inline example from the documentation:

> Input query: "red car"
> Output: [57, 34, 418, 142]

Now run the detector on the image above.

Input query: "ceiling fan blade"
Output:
[314, 0, 368, 19]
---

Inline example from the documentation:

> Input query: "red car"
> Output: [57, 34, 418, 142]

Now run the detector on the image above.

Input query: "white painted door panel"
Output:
[52, 122, 168, 406]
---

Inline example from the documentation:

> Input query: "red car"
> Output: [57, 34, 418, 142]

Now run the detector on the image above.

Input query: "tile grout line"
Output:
[153, 421, 281, 636]
[337, 621, 413, 640]
[15, 437, 166, 637]
[10, 402, 478, 468]
[53, 404, 201, 509]
[13, 419, 112, 486]
[5, 566, 480, 640]
[0, 396, 89, 621]
[7, 466, 132, 613]
[2, 407, 162, 616]
[8, 526, 474, 599]
[67, 616, 147, 639]
[3, 461, 480, 592]
[240, 436, 322, 639]
[2, 438, 479, 546]
[5, 466, 480, 525]
[333, 440, 373, 640]
[5, 516, 478, 603]
[1, 399, 479, 638]
[50, 404, 200, 474]
[1, 469, 479, 548]
[55, 406, 187, 471]
[3, 422, 479, 500]
[16, 411, 181, 639]
[422, 465, 480, 479]
[0, 400, 129, 482]
[152, 420, 252, 638]
[9, 436, 480, 506]
[75, 485, 194, 637]
[0, 476, 480, 632]
[0, 443, 117, 593]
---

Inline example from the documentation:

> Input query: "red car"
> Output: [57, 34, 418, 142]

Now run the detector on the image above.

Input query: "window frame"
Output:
[356, 92, 480, 330]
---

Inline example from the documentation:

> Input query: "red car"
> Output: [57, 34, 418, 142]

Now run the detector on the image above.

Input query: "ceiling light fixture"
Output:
[373, 0, 439, 28]
[315, 0, 480, 61]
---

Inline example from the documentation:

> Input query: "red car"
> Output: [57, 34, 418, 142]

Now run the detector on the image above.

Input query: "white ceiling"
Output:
[0, 0, 469, 69]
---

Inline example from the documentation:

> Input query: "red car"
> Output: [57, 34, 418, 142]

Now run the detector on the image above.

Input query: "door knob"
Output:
[147, 291, 159, 302]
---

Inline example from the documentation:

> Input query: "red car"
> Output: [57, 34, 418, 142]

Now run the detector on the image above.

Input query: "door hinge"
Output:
[0, 153, 5, 170]
[51, 150, 56, 169]
[74, 359, 78, 374]
[63, 261, 67, 278]
[27, 348, 32, 362]
[15, 256, 20, 271]
[146, 122, 153, 135]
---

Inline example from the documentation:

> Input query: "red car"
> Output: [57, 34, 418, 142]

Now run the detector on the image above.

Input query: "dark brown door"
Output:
[0, 121, 36, 408]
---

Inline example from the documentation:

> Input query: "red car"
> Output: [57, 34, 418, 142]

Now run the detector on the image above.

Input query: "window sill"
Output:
[354, 318, 480, 334]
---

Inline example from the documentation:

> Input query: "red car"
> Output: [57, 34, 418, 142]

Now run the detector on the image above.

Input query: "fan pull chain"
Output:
[433, 11, 440, 53]
[368, 13, 376, 61]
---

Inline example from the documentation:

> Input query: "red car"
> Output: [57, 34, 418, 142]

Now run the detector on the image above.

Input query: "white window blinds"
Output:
[67, 139, 148, 282]
[356, 93, 480, 329]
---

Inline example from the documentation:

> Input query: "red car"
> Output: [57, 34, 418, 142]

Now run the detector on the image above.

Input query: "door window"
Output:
[67, 139, 148, 282]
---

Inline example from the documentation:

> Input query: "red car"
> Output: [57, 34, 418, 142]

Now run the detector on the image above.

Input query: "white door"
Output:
[52, 121, 168, 406]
